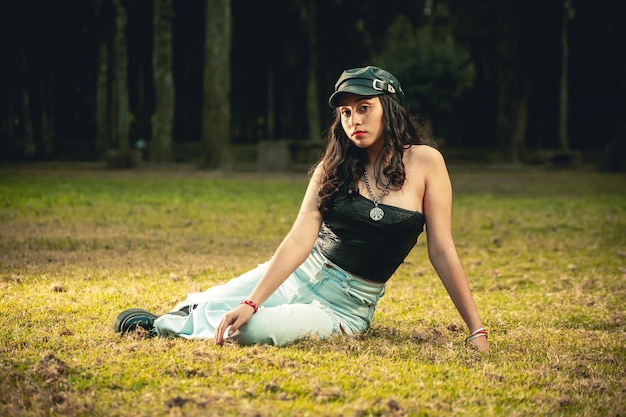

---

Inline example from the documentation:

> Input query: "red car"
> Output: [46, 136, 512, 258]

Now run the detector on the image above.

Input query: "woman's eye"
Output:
[341, 109, 351, 117]
[359, 105, 369, 112]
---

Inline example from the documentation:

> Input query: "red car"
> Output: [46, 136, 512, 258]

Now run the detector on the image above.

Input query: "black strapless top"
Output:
[315, 188, 425, 283]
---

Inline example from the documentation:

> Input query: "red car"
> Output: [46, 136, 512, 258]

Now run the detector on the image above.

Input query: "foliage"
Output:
[372, 15, 475, 115]
[0, 166, 625, 416]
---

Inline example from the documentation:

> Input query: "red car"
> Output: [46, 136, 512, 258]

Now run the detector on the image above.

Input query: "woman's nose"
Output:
[351, 112, 361, 126]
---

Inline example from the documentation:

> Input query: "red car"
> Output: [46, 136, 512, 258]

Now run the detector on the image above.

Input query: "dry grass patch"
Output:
[1, 166, 624, 416]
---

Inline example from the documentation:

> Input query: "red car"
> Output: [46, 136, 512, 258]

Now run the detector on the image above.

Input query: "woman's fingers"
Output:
[469, 336, 489, 353]
[214, 313, 235, 344]
[214, 306, 254, 345]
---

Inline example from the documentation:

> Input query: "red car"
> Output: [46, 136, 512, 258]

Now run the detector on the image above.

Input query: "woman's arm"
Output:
[214, 165, 324, 344]
[421, 148, 489, 352]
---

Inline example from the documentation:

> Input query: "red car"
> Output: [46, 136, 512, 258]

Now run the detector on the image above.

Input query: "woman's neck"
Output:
[365, 145, 384, 166]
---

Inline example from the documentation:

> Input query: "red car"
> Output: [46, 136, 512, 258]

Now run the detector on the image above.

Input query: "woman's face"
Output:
[338, 94, 384, 151]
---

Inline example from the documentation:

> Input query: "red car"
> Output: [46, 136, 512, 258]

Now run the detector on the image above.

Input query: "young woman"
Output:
[114, 66, 489, 353]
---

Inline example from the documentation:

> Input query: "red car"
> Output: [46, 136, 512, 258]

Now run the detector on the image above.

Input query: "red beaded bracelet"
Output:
[240, 299, 259, 313]
[466, 327, 488, 343]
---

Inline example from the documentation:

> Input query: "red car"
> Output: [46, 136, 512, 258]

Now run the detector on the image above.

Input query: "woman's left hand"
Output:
[469, 335, 489, 353]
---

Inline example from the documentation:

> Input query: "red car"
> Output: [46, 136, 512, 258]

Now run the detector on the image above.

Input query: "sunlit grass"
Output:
[1, 166, 624, 416]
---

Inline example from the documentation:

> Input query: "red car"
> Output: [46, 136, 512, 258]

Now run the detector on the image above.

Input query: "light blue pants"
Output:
[153, 246, 386, 346]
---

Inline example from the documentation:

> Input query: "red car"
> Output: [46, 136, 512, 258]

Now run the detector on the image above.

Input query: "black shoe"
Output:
[114, 308, 158, 335]
[175, 304, 197, 315]
[166, 310, 189, 318]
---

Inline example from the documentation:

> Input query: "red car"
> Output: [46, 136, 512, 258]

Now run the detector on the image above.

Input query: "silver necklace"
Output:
[363, 171, 391, 221]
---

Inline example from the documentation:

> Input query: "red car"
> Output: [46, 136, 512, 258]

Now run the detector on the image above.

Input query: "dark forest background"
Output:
[1, 0, 625, 170]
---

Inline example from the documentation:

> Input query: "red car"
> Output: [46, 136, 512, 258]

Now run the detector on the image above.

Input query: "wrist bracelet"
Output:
[466, 333, 488, 343]
[240, 299, 259, 313]
[466, 328, 488, 343]
[468, 327, 486, 337]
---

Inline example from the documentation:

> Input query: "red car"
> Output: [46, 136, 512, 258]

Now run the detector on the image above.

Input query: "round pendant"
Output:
[369, 206, 384, 221]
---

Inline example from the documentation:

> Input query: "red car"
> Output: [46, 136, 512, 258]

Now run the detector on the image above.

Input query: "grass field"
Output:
[0, 165, 624, 416]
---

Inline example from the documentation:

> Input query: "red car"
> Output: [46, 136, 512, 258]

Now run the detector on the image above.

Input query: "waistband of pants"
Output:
[312, 245, 386, 289]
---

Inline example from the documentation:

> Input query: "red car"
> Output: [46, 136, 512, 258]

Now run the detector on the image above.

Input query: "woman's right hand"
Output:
[214, 304, 255, 345]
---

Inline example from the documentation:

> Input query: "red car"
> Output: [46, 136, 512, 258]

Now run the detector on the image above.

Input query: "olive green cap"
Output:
[328, 66, 405, 107]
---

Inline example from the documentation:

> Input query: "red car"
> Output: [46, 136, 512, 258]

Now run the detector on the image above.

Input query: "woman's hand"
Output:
[214, 304, 255, 345]
[213, 164, 325, 347]
[468, 335, 489, 353]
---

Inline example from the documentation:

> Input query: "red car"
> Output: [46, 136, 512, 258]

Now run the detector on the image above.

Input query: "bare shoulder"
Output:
[309, 160, 325, 182]
[406, 145, 446, 170]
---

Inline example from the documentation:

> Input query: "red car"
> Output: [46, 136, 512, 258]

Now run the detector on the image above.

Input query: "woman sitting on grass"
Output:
[115, 66, 489, 353]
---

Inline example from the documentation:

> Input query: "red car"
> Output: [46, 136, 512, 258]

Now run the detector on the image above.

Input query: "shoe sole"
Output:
[114, 308, 158, 334]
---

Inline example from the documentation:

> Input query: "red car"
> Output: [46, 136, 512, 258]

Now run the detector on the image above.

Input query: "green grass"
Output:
[0, 166, 624, 416]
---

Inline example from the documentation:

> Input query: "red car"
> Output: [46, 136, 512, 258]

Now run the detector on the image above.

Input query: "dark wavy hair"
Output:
[312, 95, 435, 214]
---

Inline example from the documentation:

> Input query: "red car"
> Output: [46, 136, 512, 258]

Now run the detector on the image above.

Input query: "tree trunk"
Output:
[5, 83, 15, 142]
[21, 86, 35, 158]
[511, 81, 530, 164]
[20, 49, 35, 158]
[202, 0, 232, 168]
[95, 0, 111, 156]
[95, 0, 135, 167]
[495, 2, 528, 163]
[112, 0, 130, 156]
[267, 63, 275, 140]
[559, 0, 573, 152]
[151, 0, 175, 162]
[304, 0, 321, 142]
[40, 81, 55, 157]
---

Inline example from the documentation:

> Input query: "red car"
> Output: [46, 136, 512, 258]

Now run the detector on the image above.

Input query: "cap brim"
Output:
[328, 85, 384, 107]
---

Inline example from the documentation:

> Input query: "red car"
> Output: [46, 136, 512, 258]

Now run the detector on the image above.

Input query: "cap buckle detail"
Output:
[372, 79, 397, 94]
[372, 79, 385, 91]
